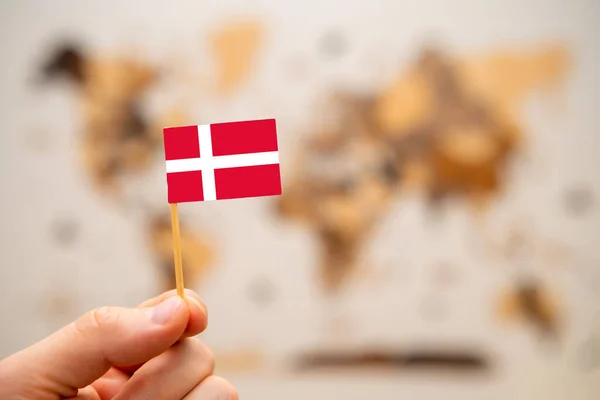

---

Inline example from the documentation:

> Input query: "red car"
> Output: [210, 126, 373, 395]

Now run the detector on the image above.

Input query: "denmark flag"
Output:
[163, 118, 282, 203]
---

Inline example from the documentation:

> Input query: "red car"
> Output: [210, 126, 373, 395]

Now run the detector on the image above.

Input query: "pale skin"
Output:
[0, 289, 237, 400]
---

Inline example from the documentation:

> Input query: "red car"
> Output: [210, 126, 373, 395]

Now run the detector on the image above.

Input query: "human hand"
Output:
[0, 289, 237, 400]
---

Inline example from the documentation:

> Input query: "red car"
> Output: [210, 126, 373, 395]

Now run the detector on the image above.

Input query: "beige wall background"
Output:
[1, 0, 599, 398]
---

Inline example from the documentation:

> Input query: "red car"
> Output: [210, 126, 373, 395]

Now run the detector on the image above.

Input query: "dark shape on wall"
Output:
[246, 277, 277, 307]
[40, 43, 86, 84]
[563, 186, 594, 216]
[50, 217, 80, 247]
[295, 348, 491, 373]
[319, 30, 347, 58]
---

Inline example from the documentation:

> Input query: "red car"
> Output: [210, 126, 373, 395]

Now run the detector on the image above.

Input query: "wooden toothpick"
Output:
[170, 203, 185, 297]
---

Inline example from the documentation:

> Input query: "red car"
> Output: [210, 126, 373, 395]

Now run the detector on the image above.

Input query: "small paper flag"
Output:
[163, 118, 282, 203]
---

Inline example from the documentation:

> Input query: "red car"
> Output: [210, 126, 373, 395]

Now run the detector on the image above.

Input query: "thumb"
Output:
[0, 295, 189, 398]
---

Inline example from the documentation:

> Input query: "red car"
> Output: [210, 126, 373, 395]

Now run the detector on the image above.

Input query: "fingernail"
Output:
[188, 297, 208, 317]
[149, 296, 183, 324]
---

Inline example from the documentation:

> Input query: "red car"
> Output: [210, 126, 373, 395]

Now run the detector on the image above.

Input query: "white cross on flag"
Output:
[163, 119, 282, 203]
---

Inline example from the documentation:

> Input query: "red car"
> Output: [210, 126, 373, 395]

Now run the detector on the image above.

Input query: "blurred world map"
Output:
[1, 1, 599, 399]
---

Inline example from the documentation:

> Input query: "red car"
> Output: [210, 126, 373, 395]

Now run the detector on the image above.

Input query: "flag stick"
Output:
[170, 203, 185, 297]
